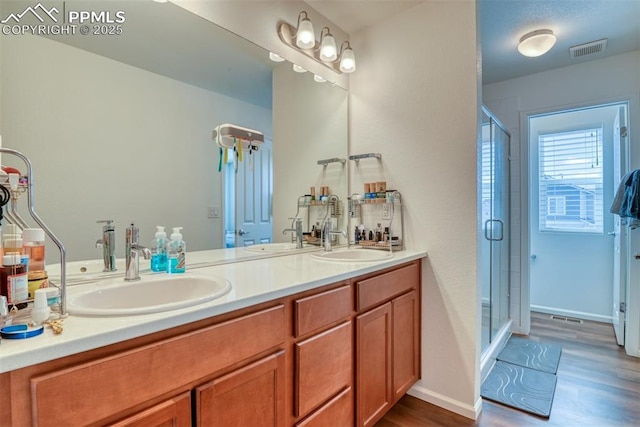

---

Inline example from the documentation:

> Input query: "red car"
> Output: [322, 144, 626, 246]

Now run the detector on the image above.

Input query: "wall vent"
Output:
[550, 314, 584, 324]
[569, 39, 607, 58]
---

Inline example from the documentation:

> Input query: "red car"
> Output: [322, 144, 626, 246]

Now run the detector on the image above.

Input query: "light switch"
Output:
[208, 206, 220, 218]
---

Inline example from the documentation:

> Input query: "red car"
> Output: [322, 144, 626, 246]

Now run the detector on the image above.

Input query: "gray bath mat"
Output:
[497, 337, 562, 374]
[481, 361, 557, 417]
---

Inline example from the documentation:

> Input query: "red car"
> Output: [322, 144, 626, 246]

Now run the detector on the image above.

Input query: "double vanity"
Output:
[0, 246, 426, 427]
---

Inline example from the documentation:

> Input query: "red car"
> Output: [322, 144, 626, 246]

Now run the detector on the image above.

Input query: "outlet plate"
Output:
[382, 203, 391, 220]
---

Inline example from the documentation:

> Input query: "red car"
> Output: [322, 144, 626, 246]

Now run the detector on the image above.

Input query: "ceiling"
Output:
[308, 0, 640, 84]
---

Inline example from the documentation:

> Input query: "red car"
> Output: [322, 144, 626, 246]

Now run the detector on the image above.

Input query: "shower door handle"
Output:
[484, 219, 504, 241]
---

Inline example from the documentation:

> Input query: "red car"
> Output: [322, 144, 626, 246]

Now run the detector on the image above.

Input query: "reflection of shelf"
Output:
[355, 240, 403, 250]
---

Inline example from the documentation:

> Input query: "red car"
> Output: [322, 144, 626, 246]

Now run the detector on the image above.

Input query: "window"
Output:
[538, 128, 603, 233]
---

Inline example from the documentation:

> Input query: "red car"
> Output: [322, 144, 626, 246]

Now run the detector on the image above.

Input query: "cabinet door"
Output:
[356, 303, 392, 427]
[392, 290, 420, 400]
[196, 351, 285, 427]
[110, 392, 191, 427]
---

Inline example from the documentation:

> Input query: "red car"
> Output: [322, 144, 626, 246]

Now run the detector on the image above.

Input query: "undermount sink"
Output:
[311, 249, 394, 262]
[67, 275, 232, 316]
[245, 242, 303, 253]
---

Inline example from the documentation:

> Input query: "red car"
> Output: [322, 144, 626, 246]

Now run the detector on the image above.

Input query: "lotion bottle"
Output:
[167, 227, 186, 274]
[150, 226, 168, 272]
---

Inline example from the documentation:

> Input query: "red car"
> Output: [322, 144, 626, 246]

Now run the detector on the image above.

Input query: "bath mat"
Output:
[497, 337, 562, 374]
[481, 361, 557, 417]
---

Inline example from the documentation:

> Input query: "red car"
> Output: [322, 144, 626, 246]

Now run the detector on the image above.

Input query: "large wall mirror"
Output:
[0, 1, 348, 263]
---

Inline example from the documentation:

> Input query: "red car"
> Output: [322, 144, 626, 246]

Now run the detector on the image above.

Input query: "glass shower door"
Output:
[481, 107, 510, 353]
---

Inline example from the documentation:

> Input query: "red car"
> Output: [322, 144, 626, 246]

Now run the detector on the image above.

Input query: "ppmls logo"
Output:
[1, 2, 59, 24]
[1, 2, 126, 36]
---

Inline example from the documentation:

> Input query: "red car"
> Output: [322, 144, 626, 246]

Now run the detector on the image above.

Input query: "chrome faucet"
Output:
[95, 220, 117, 272]
[322, 219, 347, 252]
[282, 217, 304, 249]
[125, 223, 151, 281]
[320, 195, 346, 252]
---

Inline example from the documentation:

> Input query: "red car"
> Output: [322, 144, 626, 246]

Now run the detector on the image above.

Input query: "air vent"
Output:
[550, 314, 584, 324]
[569, 39, 607, 58]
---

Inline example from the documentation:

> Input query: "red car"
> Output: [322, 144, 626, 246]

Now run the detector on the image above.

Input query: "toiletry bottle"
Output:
[0, 254, 28, 304]
[22, 228, 45, 271]
[2, 224, 22, 255]
[375, 223, 383, 242]
[150, 226, 168, 272]
[167, 227, 186, 274]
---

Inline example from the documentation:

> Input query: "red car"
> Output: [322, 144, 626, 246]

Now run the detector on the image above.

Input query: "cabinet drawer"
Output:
[31, 305, 285, 427]
[356, 262, 419, 312]
[294, 284, 351, 337]
[296, 387, 353, 427]
[295, 321, 353, 417]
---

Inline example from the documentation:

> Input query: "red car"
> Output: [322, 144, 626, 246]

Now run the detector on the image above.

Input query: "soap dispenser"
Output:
[150, 226, 168, 273]
[167, 227, 186, 274]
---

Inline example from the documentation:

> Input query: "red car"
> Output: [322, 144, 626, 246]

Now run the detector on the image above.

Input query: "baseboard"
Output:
[531, 305, 613, 324]
[408, 384, 481, 420]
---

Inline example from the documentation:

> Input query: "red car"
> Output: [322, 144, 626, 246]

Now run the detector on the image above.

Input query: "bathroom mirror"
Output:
[0, 1, 348, 262]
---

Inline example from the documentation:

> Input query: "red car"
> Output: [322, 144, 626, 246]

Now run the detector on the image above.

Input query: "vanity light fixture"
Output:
[278, 11, 356, 74]
[294, 11, 315, 49]
[269, 52, 285, 62]
[293, 64, 307, 73]
[517, 29, 556, 57]
[338, 41, 356, 73]
[319, 27, 338, 62]
[313, 74, 327, 83]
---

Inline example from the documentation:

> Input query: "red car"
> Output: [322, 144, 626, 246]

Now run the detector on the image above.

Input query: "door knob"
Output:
[237, 229, 250, 236]
[608, 231, 616, 236]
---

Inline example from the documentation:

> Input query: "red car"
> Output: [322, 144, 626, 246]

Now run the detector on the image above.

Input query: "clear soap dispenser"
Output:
[167, 227, 186, 274]
[150, 226, 168, 272]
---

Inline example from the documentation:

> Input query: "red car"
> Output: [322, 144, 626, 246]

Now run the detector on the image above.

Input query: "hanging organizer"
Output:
[212, 123, 264, 152]
[349, 191, 404, 252]
[0, 148, 67, 316]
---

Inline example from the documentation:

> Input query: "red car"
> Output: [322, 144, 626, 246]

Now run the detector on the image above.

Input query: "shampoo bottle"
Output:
[150, 226, 168, 272]
[167, 227, 186, 274]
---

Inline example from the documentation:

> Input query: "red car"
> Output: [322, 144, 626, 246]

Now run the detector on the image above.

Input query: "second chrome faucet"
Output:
[96, 220, 117, 272]
[125, 223, 151, 281]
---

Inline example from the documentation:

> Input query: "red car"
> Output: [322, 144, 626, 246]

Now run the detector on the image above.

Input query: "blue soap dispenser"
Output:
[150, 226, 168, 272]
[167, 227, 186, 274]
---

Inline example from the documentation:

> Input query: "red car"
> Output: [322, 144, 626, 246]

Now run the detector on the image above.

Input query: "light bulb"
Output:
[269, 52, 285, 62]
[339, 47, 356, 73]
[296, 17, 315, 49]
[293, 64, 307, 73]
[319, 33, 337, 62]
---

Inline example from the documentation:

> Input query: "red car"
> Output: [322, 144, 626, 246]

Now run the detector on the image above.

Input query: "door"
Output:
[529, 104, 621, 321]
[612, 106, 628, 345]
[224, 140, 273, 247]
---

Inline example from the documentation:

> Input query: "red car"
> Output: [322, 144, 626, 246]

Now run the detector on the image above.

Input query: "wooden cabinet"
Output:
[4, 260, 421, 427]
[293, 284, 354, 424]
[355, 261, 421, 427]
[110, 392, 191, 427]
[196, 351, 286, 427]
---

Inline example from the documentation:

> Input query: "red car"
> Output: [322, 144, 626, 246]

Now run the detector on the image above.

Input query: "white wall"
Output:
[350, 1, 481, 418]
[272, 64, 348, 241]
[484, 50, 640, 355]
[1, 34, 271, 262]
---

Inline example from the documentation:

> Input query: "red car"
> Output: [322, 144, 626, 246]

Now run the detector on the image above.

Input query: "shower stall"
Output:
[480, 106, 511, 354]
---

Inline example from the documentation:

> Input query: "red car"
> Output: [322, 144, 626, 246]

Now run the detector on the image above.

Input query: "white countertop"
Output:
[0, 248, 426, 373]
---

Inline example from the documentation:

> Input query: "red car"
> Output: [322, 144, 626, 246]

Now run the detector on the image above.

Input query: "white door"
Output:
[230, 141, 273, 247]
[529, 106, 619, 321]
[612, 107, 627, 345]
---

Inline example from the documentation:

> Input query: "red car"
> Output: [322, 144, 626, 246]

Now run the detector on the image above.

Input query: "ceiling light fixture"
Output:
[278, 11, 356, 75]
[517, 29, 556, 57]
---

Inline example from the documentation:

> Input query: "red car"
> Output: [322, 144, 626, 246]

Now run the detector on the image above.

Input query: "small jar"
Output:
[28, 270, 49, 299]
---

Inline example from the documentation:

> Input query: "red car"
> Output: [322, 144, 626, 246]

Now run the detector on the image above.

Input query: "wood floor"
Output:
[376, 311, 640, 427]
